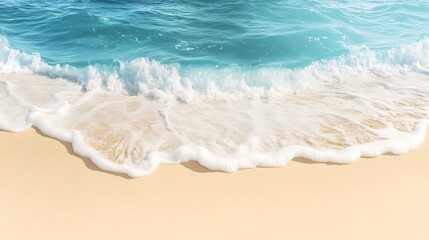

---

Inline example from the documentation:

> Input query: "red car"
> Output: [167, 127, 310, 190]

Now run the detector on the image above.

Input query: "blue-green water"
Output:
[1, 0, 428, 69]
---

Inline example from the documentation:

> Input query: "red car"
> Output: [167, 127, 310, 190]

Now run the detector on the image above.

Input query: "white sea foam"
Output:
[2, 36, 429, 101]
[1, 36, 429, 177]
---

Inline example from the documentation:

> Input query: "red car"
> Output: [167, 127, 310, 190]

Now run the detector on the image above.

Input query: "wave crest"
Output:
[1, 35, 429, 103]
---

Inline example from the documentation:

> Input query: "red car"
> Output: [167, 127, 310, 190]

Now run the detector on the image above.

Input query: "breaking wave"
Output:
[1, 36, 429, 176]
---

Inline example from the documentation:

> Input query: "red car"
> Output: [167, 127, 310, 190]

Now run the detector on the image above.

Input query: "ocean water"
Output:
[1, 0, 429, 176]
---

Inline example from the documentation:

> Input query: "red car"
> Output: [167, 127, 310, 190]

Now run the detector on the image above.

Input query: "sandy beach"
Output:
[2, 1, 429, 239]
[0, 127, 428, 240]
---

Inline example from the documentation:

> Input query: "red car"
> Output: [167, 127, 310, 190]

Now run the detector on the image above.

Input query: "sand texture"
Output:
[1, 127, 429, 240]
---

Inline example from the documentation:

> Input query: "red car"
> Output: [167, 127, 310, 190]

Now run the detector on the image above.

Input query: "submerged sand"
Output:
[1, 127, 428, 239]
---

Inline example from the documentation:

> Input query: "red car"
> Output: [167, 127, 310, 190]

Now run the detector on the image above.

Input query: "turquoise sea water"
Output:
[2, 0, 429, 67]
[1, 1, 429, 176]
[1, 0, 429, 95]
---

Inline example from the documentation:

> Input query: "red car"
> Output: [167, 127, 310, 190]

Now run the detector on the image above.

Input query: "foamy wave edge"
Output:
[31, 121, 429, 177]
[15, 112, 429, 177]
[1, 35, 429, 177]
[2, 35, 429, 102]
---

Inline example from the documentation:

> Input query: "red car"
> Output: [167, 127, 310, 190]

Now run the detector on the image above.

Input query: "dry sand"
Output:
[1, 127, 428, 240]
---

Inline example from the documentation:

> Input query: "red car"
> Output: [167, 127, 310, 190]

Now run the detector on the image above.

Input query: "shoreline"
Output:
[1, 127, 429, 239]
[2, 72, 428, 177]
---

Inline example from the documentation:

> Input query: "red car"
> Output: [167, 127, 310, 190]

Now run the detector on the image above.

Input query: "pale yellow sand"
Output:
[1, 127, 428, 240]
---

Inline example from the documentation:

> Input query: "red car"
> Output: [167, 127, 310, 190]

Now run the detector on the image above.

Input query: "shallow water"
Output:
[0, 1, 429, 176]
